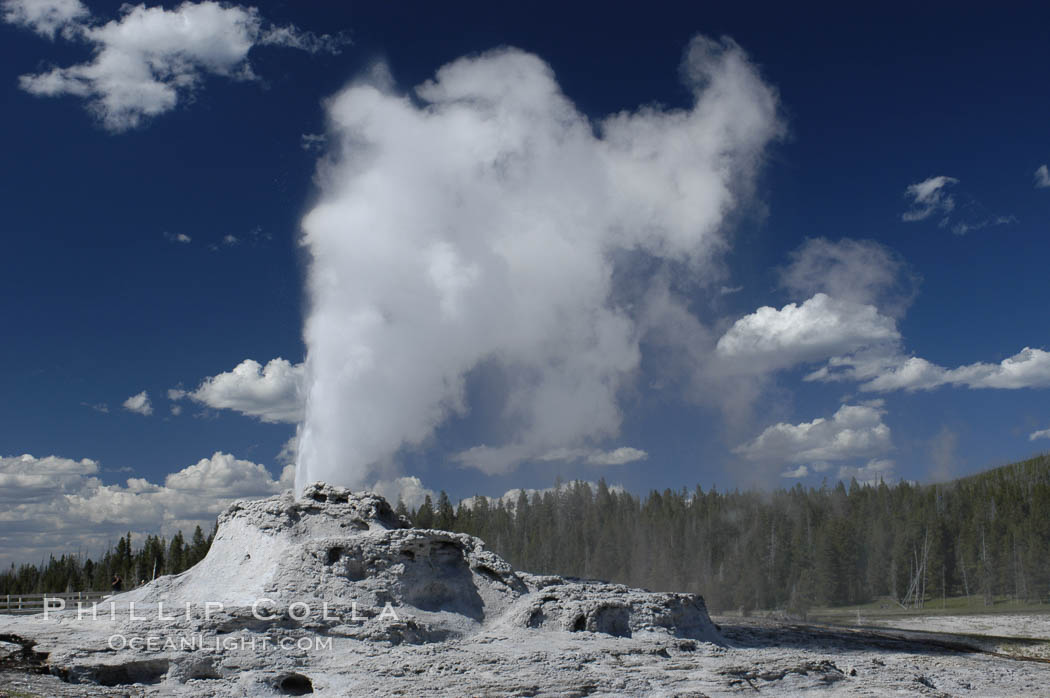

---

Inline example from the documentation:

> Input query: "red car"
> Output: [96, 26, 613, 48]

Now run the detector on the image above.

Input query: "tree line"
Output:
[4, 453, 1048, 614]
[406, 453, 1050, 613]
[1, 525, 215, 596]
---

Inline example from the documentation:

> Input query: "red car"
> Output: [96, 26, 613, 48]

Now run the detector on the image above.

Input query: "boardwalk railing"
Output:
[1, 591, 111, 615]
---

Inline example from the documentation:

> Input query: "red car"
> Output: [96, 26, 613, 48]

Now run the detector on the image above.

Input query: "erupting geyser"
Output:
[294, 35, 782, 493]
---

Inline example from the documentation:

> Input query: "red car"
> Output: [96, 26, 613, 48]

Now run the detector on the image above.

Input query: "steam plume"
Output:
[296, 36, 781, 492]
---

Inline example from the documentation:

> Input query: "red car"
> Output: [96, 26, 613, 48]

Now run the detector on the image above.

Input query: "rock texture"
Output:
[0, 483, 725, 695]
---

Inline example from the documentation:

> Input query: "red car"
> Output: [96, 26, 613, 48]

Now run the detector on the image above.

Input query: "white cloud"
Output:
[951, 215, 1016, 236]
[715, 293, 899, 374]
[164, 231, 191, 243]
[453, 444, 645, 476]
[296, 35, 782, 490]
[858, 347, 1050, 392]
[164, 451, 286, 497]
[734, 403, 892, 465]
[779, 237, 918, 317]
[902, 175, 958, 222]
[5, 0, 346, 131]
[837, 458, 895, 485]
[851, 355, 945, 391]
[0, 454, 99, 503]
[276, 435, 297, 466]
[452, 445, 531, 477]
[585, 446, 648, 466]
[0, 452, 290, 566]
[222, 234, 238, 246]
[1030, 428, 1050, 441]
[1035, 164, 1050, 189]
[122, 390, 152, 415]
[939, 347, 1050, 389]
[536, 446, 648, 466]
[900, 176, 1013, 235]
[459, 479, 627, 512]
[1, 0, 87, 38]
[173, 358, 303, 423]
[81, 401, 109, 413]
[780, 465, 808, 478]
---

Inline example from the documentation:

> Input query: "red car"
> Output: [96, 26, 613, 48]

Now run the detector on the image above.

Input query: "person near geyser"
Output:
[111, 574, 122, 593]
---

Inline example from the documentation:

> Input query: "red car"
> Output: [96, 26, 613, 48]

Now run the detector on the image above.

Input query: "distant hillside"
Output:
[950, 452, 1050, 489]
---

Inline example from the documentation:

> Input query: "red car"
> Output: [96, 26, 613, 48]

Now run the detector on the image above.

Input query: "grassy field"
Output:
[714, 595, 1050, 624]
[807, 595, 1050, 624]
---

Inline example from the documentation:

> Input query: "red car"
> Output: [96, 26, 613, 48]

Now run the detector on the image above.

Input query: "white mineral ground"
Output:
[1, 484, 1048, 696]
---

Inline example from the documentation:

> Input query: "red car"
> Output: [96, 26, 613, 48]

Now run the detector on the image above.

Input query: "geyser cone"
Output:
[116, 482, 720, 643]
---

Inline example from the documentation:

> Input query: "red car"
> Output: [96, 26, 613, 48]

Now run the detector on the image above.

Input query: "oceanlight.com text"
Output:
[107, 634, 334, 652]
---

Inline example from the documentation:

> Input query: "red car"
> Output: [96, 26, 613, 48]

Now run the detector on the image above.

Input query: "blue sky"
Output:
[1, 0, 1048, 563]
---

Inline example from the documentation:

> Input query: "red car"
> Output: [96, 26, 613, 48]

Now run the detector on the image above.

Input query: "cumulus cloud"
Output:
[780, 465, 808, 478]
[164, 451, 289, 496]
[837, 458, 896, 485]
[0, 454, 100, 504]
[460, 479, 627, 512]
[715, 293, 899, 374]
[276, 435, 297, 466]
[296, 36, 782, 491]
[779, 238, 918, 317]
[0, 452, 291, 565]
[734, 403, 892, 465]
[713, 238, 916, 384]
[122, 390, 152, 415]
[1, 0, 87, 38]
[4, 0, 347, 131]
[779, 244, 1050, 397]
[164, 232, 191, 243]
[583, 447, 648, 466]
[453, 445, 539, 477]
[855, 347, 1050, 392]
[1030, 427, 1050, 441]
[172, 358, 303, 423]
[535, 446, 648, 466]
[902, 175, 958, 222]
[1035, 165, 1050, 189]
